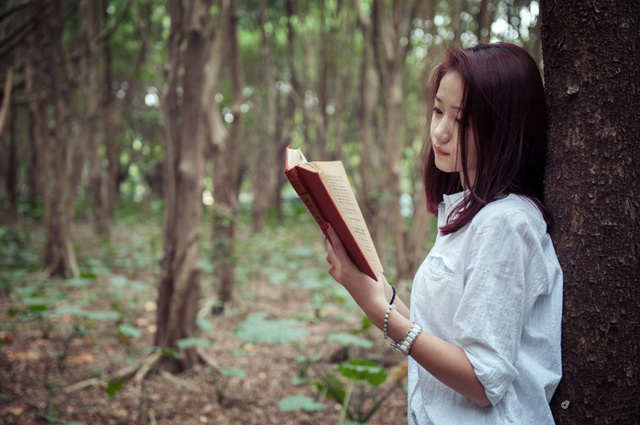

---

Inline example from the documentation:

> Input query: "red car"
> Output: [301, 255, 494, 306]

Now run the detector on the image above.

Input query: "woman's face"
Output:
[430, 71, 477, 189]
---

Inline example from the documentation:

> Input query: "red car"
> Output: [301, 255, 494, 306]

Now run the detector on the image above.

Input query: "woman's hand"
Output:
[324, 223, 388, 316]
[325, 224, 489, 407]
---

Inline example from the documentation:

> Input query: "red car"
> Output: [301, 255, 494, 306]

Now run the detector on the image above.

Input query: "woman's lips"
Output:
[433, 145, 449, 156]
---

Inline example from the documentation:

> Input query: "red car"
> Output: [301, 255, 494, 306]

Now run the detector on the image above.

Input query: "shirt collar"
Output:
[442, 191, 468, 218]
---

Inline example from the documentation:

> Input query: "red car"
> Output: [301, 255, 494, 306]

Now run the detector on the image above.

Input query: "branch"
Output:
[0, 0, 34, 24]
[95, 0, 133, 44]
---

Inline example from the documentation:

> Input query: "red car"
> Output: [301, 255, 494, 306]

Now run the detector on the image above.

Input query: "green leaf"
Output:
[42, 416, 85, 425]
[327, 333, 374, 348]
[337, 422, 370, 425]
[197, 317, 215, 333]
[234, 312, 308, 344]
[219, 368, 245, 378]
[267, 270, 289, 285]
[109, 275, 128, 287]
[117, 324, 141, 338]
[51, 305, 85, 316]
[338, 359, 387, 386]
[28, 303, 49, 312]
[83, 310, 120, 321]
[67, 278, 93, 287]
[106, 379, 124, 397]
[356, 316, 373, 333]
[291, 377, 308, 386]
[315, 373, 346, 402]
[295, 354, 321, 364]
[288, 246, 316, 257]
[128, 280, 149, 292]
[278, 395, 327, 412]
[176, 338, 211, 348]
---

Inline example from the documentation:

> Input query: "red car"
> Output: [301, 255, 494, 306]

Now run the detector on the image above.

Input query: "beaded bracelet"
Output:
[389, 285, 396, 305]
[383, 303, 397, 339]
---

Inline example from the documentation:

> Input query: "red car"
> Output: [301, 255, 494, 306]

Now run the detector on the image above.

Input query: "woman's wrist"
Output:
[363, 295, 393, 330]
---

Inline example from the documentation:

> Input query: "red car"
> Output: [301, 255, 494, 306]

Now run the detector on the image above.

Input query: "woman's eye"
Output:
[432, 107, 442, 115]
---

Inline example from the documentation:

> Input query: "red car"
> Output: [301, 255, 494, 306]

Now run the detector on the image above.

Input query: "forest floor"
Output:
[0, 204, 412, 425]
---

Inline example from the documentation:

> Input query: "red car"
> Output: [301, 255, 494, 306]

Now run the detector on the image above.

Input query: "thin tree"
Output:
[541, 1, 640, 423]
[82, 0, 109, 236]
[156, 0, 213, 370]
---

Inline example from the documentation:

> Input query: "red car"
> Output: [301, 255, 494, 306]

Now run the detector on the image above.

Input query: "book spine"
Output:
[285, 168, 329, 238]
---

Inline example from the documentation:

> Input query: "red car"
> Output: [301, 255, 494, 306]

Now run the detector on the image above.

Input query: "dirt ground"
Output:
[0, 221, 409, 425]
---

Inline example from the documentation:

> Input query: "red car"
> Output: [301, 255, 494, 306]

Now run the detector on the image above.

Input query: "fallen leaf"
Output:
[67, 352, 97, 364]
[0, 331, 14, 344]
[6, 350, 40, 362]
[2, 405, 26, 415]
[143, 301, 157, 312]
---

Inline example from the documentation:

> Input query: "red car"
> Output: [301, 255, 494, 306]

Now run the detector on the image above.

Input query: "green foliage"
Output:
[278, 395, 327, 412]
[314, 372, 346, 402]
[219, 368, 246, 378]
[234, 312, 308, 344]
[117, 324, 142, 338]
[176, 338, 212, 348]
[197, 317, 215, 333]
[105, 379, 125, 397]
[338, 359, 386, 386]
[327, 333, 374, 349]
[0, 226, 41, 293]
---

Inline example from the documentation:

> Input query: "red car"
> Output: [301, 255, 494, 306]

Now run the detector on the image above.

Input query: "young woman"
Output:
[324, 42, 563, 424]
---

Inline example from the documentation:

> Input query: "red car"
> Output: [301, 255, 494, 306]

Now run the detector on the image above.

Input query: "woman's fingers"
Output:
[325, 223, 347, 258]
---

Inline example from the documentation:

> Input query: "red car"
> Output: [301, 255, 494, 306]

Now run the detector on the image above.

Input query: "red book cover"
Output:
[285, 147, 383, 281]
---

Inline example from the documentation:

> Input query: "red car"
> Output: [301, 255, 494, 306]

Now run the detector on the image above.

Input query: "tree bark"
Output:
[81, 0, 109, 236]
[3, 88, 19, 223]
[43, 0, 80, 278]
[250, 0, 277, 234]
[370, 0, 420, 280]
[475, 0, 494, 43]
[156, 0, 212, 370]
[208, 0, 244, 312]
[355, 0, 382, 244]
[24, 14, 47, 212]
[541, 1, 640, 423]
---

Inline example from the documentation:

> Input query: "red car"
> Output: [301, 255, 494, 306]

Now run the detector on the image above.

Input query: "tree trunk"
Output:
[355, 0, 382, 244]
[43, 0, 80, 278]
[82, 0, 109, 236]
[450, 0, 464, 46]
[0, 68, 18, 223]
[209, 0, 244, 312]
[250, 0, 277, 234]
[475, 0, 494, 43]
[3, 89, 19, 224]
[25, 17, 47, 213]
[156, 0, 212, 371]
[541, 1, 640, 423]
[373, 0, 420, 280]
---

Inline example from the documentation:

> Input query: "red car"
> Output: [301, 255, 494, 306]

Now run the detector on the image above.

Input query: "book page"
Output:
[311, 161, 383, 273]
[285, 147, 307, 169]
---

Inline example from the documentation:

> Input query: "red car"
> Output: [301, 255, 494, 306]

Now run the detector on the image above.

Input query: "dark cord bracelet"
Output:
[389, 285, 396, 305]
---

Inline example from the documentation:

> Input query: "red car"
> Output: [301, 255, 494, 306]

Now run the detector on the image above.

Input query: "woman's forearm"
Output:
[365, 297, 491, 407]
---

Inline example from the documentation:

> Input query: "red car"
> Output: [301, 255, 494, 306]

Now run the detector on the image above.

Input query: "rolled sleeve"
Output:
[453, 213, 533, 405]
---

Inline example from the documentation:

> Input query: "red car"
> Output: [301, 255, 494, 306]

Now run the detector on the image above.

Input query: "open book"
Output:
[284, 146, 383, 281]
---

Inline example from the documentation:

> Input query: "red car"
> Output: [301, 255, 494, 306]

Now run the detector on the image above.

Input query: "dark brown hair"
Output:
[424, 42, 549, 234]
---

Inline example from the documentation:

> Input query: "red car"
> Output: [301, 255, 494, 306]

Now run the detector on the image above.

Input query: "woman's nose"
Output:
[433, 119, 452, 143]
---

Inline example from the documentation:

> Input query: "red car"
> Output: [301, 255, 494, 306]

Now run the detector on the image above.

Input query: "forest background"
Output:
[0, 0, 638, 424]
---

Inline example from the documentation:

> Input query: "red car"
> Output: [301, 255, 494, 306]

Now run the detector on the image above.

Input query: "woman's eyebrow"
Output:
[434, 95, 462, 111]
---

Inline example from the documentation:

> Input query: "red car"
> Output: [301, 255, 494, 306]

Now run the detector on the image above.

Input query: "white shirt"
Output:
[408, 192, 563, 424]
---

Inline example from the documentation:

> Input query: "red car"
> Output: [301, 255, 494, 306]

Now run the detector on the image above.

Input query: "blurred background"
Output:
[0, 1, 544, 424]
